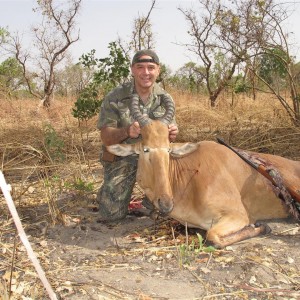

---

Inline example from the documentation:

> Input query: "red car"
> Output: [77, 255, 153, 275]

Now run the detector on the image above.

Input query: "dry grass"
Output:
[0, 97, 99, 181]
[171, 89, 300, 159]
[0, 91, 299, 179]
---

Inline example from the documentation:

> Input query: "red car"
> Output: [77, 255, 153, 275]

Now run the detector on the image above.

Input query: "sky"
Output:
[1, 0, 300, 72]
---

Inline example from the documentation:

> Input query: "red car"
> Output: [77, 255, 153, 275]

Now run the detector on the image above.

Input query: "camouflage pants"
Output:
[97, 153, 139, 221]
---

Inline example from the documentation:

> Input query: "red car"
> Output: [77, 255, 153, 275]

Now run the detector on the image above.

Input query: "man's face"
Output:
[131, 55, 160, 90]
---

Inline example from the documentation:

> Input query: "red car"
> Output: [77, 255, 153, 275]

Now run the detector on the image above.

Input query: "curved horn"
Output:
[159, 94, 175, 125]
[129, 94, 151, 127]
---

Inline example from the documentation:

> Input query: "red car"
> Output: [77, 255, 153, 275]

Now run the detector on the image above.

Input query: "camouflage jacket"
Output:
[97, 80, 176, 145]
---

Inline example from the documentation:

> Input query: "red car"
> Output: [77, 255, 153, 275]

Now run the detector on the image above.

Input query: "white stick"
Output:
[0, 171, 58, 300]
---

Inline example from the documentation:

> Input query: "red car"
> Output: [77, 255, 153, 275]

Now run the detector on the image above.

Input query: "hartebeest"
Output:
[107, 95, 300, 248]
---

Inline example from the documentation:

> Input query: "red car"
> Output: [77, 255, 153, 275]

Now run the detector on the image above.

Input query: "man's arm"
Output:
[101, 122, 141, 146]
[101, 122, 178, 145]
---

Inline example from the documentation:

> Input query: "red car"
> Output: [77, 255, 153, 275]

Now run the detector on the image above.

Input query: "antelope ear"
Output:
[106, 142, 141, 157]
[170, 142, 199, 158]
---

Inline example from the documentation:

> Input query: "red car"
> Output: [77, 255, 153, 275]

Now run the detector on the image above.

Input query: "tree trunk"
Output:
[210, 94, 218, 107]
[42, 94, 51, 108]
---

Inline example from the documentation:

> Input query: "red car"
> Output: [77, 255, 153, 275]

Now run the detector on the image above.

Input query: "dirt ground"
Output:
[48, 208, 300, 300]
[1, 183, 300, 300]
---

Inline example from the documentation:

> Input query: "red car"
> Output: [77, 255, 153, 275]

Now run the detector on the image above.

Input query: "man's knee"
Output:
[97, 156, 138, 221]
[97, 185, 130, 221]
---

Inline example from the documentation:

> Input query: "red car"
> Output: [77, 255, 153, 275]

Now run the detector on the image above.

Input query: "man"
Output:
[97, 49, 179, 221]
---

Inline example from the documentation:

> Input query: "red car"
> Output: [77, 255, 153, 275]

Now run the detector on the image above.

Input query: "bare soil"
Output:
[46, 208, 300, 300]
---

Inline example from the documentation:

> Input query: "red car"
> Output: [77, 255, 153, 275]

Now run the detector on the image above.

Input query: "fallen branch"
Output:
[239, 283, 300, 296]
[0, 171, 58, 300]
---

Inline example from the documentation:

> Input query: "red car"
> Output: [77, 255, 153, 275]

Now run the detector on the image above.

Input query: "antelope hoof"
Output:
[255, 222, 272, 235]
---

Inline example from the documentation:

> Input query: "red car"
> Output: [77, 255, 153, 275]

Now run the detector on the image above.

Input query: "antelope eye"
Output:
[143, 148, 150, 153]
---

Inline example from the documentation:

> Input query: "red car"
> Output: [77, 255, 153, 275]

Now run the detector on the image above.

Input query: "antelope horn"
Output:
[129, 94, 151, 127]
[159, 94, 175, 125]
[129, 93, 175, 127]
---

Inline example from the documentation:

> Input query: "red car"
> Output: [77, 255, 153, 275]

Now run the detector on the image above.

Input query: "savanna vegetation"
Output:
[0, 0, 300, 299]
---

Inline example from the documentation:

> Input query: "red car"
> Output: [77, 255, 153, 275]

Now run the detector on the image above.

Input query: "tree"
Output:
[175, 62, 205, 92]
[0, 27, 9, 47]
[241, 1, 300, 126]
[72, 42, 130, 123]
[0, 57, 26, 96]
[129, 0, 156, 52]
[10, 0, 81, 107]
[179, 0, 252, 106]
[180, 0, 300, 125]
[293, 62, 300, 86]
[79, 42, 130, 93]
[116, 0, 157, 61]
[259, 47, 289, 86]
[55, 59, 94, 97]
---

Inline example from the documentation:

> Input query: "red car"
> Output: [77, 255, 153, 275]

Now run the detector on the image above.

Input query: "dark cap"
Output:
[131, 49, 160, 65]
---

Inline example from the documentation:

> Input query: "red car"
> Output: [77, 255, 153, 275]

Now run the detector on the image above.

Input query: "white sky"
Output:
[1, 0, 300, 72]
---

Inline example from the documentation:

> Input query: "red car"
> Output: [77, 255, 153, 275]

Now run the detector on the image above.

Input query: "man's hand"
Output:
[168, 124, 179, 142]
[127, 121, 141, 138]
[101, 122, 141, 146]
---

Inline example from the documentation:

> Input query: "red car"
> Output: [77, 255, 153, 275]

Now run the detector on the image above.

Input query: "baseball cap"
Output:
[131, 49, 160, 65]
